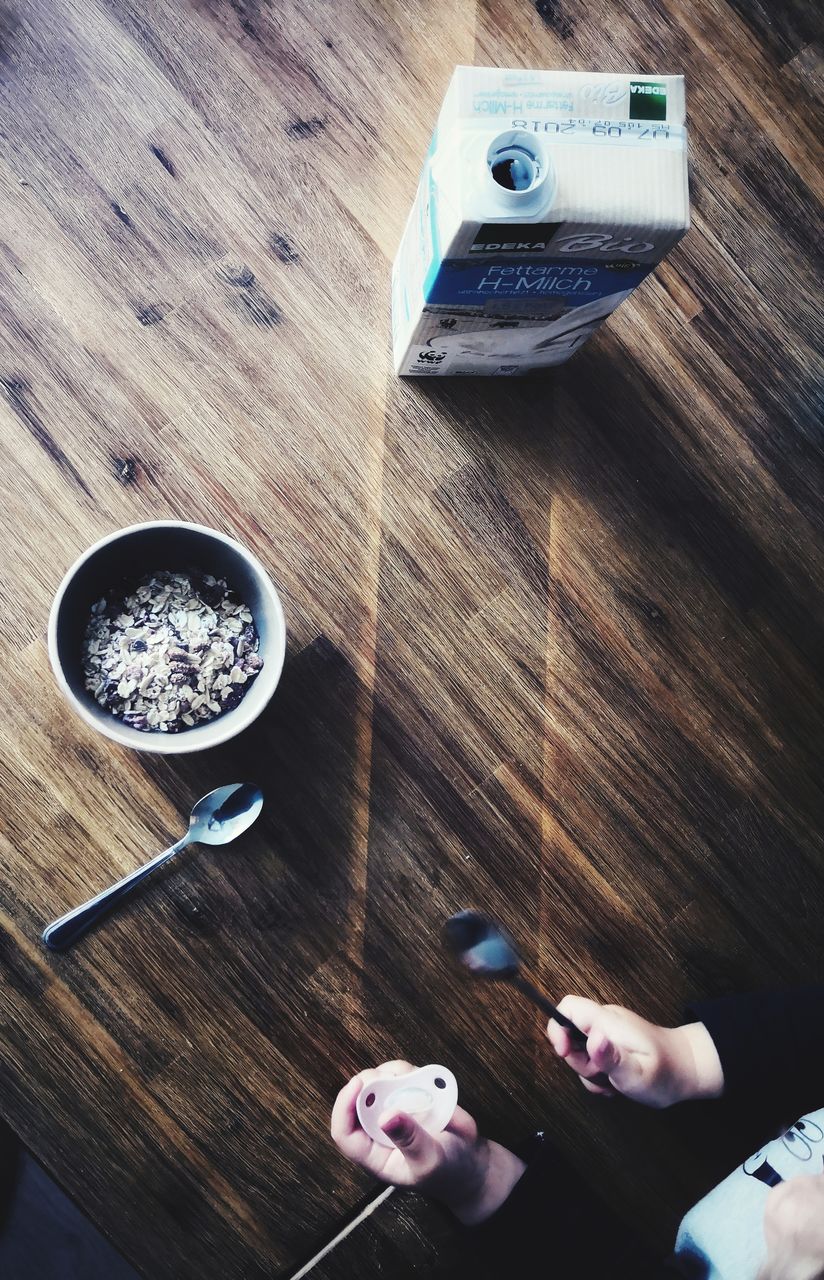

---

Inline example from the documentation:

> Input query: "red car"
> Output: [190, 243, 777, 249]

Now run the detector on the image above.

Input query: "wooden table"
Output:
[1, 1, 822, 1275]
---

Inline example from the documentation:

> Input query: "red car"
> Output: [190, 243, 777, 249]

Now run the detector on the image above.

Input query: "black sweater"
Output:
[470, 988, 824, 1277]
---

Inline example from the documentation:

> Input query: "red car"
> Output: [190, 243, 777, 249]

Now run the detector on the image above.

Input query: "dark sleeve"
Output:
[463, 1132, 669, 1279]
[688, 987, 824, 1119]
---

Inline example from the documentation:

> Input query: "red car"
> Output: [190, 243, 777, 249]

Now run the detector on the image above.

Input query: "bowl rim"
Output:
[47, 519, 286, 754]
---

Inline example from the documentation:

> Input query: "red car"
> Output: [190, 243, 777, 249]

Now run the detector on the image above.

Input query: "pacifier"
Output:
[356, 1065, 458, 1148]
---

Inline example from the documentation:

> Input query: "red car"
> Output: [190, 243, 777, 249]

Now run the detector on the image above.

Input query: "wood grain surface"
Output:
[1, 0, 823, 1276]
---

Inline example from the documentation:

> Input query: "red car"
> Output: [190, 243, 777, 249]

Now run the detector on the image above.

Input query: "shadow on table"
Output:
[416, 340, 824, 672]
[401, 339, 824, 1243]
[135, 632, 365, 991]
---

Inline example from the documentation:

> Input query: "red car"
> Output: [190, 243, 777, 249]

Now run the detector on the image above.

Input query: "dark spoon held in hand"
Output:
[443, 909, 610, 1086]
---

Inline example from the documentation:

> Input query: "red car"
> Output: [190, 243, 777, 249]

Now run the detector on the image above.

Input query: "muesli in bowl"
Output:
[48, 521, 286, 755]
[83, 570, 264, 734]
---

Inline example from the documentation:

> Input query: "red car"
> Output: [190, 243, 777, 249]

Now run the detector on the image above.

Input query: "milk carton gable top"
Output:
[449, 66, 686, 126]
[433, 68, 688, 237]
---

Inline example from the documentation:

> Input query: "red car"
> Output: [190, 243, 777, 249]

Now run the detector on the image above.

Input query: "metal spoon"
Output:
[444, 910, 609, 1083]
[43, 783, 264, 951]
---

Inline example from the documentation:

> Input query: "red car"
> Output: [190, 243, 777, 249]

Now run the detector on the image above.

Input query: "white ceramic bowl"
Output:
[48, 521, 286, 753]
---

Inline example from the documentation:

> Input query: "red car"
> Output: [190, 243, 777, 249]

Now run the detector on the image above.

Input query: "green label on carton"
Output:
[629, 81, 667, 121]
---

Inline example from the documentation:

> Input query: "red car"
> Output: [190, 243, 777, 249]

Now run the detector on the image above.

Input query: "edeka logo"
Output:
[629, 81, 667, 122]
[470, 222, 563, 253]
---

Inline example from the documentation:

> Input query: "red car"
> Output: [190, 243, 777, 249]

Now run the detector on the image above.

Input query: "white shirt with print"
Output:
[675, 1107, 824, 1279]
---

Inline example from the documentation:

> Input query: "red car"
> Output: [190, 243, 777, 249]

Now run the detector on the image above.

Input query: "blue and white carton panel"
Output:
[392, 67, 690, 376]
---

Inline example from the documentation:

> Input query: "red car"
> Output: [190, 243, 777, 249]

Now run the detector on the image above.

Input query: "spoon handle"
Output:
[42, 835, 190, 951]
[511, 975, 585, 1042]
[511, 975, 611, 1087]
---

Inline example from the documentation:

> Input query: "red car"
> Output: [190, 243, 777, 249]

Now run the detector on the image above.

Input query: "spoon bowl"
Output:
[443, 909, 521, 976]
[191, 783, 265, 844]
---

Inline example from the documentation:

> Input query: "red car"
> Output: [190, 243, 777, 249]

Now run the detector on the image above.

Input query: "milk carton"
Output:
[392, 67, 689, 376]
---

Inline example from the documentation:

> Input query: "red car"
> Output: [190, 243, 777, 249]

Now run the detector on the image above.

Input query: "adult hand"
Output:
[330, 1059, 525, 1224]
[546, 996, 723, 1108]
[758, 1175, 824, 1280]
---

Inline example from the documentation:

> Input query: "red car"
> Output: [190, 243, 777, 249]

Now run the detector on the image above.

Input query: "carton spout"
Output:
[485, 129, 554, 211]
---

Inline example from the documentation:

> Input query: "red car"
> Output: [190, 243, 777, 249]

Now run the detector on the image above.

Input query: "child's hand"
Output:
[546, 996, 724, 1109]
[330, 1059, 525, 1224]
[758, 1174, 824, 1280]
